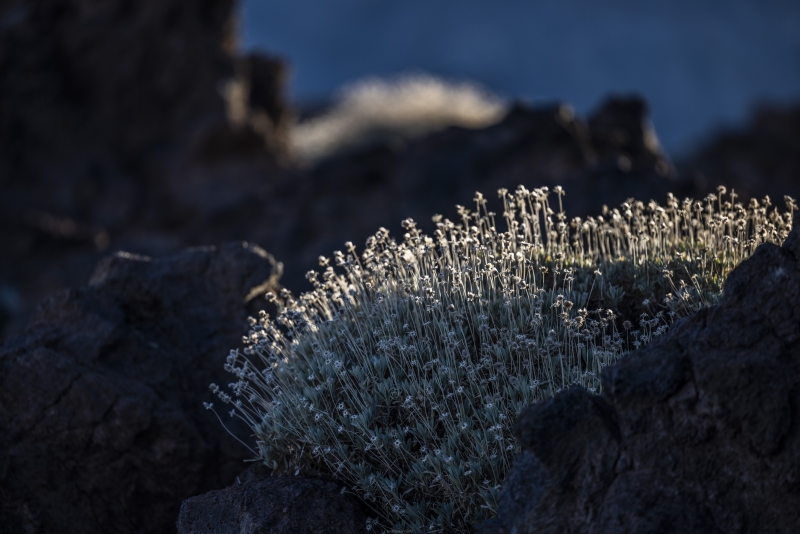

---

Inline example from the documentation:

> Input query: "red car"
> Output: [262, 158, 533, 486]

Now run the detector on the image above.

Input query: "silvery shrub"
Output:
[210, 185, 796, 532]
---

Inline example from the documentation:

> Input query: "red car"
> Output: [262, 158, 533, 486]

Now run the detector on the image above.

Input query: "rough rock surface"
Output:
[176, 464, 370, 534]
[480, 224, 800, 534]
[0, 242, 281, 534]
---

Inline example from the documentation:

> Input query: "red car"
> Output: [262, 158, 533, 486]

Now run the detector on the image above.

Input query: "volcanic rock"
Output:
[176, 464, 370, 534]
[681, 102, 800, 204]
[0, 0, 290, 339]
[480, 225, 800, 533]
[0, 242, 282, 534]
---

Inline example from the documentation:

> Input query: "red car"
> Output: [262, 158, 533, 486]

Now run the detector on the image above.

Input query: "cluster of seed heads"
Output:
[210, 185, 796, 533]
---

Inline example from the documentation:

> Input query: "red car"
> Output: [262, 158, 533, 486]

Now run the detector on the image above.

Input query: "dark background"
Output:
[1, 0, 799, 342]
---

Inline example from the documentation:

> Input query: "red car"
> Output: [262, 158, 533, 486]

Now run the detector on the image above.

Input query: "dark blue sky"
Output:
[241, 0, 800, 156]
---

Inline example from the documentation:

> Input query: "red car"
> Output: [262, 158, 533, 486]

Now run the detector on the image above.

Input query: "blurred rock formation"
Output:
[0, 0, 290, 338]
[272, 97, 681, 290]
[679, 102, 800, 205]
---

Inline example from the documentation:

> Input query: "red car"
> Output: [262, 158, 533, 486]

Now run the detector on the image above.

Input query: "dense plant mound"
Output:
[211, 186, 795, 533]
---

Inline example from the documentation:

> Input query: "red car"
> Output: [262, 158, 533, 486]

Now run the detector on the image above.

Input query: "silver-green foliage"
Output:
[212, 186, 796, 533]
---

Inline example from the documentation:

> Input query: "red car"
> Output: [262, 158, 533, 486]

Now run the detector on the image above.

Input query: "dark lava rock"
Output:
[480, 225, 800, 534]
[0, 242, 282, 534]
[0, 0, 290, 340]
[176, 464, 369, 534]
[681, 102, 800, 205]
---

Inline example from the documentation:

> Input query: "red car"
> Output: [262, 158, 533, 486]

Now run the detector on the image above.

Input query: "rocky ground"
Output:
[0, 243, 282, 533]
[2, 0, 800, 533]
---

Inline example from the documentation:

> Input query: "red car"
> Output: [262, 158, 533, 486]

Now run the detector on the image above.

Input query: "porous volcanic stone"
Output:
[0, 242, 281, 534]
[176, 465, 369, 534]
[480, 225, 800, 534]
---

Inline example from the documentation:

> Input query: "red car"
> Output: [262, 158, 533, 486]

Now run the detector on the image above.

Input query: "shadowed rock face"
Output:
[176, 464, 370, 534]
[0, 242, 281, 534]
[480, 224, 800, 534]
[0, 0, 290, 340]
[681, 103, 800, 208]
